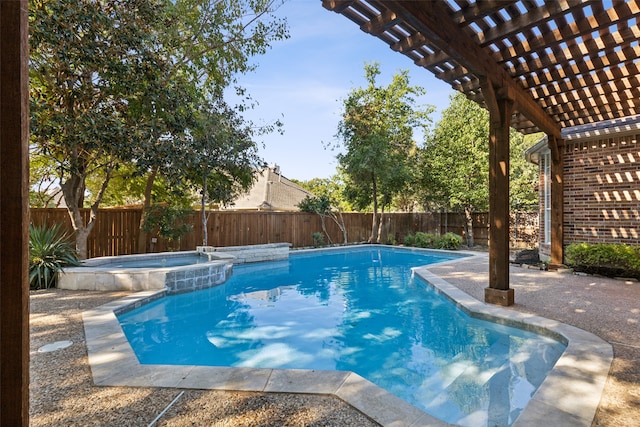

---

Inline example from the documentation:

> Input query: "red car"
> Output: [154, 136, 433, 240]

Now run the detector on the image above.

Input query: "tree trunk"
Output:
[201, 173, 208, 246]
[61, 177, 88, 259]
[74, 227, 92, 261]
[60, 165, 113, 260]
[332, 210, 348, 244]
[340, 213, 348, 244]
[376, 206, 385, 244]
[201, 199, 208, 246]
[369, 172, 379, 243]
[464, 206, 475, 247]
[137, 166, 158, 253]
[320, 215, 333, 245]
[61, 192, 96, 260]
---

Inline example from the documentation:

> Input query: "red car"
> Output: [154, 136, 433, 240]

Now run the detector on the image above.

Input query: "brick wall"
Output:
[562, 134, 639, 247]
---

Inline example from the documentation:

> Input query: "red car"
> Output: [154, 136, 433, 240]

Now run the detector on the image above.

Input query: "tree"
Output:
[419, 93, 489, 246]
[181, 100, 268, 246]
[30, 0, 288, 258]
[509, 132, 542, 210]
[419, 92, 540, 247]
[298, 195, 348, 245]
[294, 174, 352, 212]
[129, 0, 288, 252]
[29, 150, 64, 208]
[335, 63, 433, 243]
[84, 163, 197, 208]
[30, 0, 167, 258]
[141, 203, 193, 251]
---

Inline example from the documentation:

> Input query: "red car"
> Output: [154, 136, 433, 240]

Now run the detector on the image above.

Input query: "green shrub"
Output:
[403, 234, 415, 246]
[565, 243, 640, 279]
[435, 232, 463, 250]
[413, 232, 436, 248]
[29, 222, 80, 289]
[403, 232, 462, 250]
[403, 232, 435, 248]
[142, 204, 193, 250]
[311, 232, 325, 247]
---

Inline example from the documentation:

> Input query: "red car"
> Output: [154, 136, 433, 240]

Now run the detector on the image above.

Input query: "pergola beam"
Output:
[390, 0, 561, 139]
[360, 9, 401, 35]
[475, 1, 597, 47]
[324, 0, 640, 132]
[451, 0, 519, 26]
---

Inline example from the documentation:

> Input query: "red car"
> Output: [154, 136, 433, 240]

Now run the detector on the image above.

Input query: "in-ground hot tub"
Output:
[58, 243, 291, 293]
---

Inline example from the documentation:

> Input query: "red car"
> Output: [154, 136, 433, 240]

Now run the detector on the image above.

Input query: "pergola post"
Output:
[481, 79, 515, 306]
[0, 1, 30, 425]
[549, 136, 564, 266]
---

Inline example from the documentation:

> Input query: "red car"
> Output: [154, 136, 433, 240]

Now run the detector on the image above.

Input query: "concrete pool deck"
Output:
[77, 250, 613, 427]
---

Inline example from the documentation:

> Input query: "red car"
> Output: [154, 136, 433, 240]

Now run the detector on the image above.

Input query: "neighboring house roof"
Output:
[44, 186, 67, 208]
[525, 114, 640, 164]
[226, 165, 314, 211]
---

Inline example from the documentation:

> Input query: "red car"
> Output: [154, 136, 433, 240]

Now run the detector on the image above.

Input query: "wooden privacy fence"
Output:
[30, 208, 538, 259]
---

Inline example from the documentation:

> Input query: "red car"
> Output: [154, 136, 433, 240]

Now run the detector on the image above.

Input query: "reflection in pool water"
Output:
[118, 247, 565, 427]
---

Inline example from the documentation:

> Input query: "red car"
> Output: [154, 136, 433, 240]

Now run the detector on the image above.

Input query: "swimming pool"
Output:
[118, 246, 566, 427]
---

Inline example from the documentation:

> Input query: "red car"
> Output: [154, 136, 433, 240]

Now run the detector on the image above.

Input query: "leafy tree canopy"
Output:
[84, 163, 197, 208]
[419, 92, 490, 212]
[29, 0, 289, 257]
[335, 62, 434, 242]
[418, 92, 540, 246]
[293, 173, 352, 212]
[181, 99, 267, 207]
[419, 92, 539, 212]
[510, 132, 542, 210]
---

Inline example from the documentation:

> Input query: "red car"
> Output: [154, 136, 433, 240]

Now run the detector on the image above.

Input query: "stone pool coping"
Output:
[83, 248, 612, 427]
[60, 243, 291, 292]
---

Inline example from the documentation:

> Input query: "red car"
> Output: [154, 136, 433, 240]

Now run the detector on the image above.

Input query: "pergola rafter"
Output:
[323, 0, 640, 133]
[322, 0, 640, 304]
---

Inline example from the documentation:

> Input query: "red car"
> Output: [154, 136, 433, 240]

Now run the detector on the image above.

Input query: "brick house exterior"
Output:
[526, 115, 640, 261]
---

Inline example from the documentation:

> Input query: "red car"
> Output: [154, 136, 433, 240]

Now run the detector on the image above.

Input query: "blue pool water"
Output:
[106, 255, 209, 268]
[118, 247, 566, 427]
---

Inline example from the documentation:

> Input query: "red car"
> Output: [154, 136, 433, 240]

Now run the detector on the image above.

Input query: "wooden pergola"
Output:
[2, 0, 640, 424]
[1, 1, 30, 426]
[323, 0, 640, 305]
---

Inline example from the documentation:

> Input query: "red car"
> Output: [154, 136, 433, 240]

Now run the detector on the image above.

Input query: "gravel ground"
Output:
[30, 255, 639, 426]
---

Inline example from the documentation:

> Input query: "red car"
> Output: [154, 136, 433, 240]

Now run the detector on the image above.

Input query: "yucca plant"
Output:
[29, 222, 80, 290]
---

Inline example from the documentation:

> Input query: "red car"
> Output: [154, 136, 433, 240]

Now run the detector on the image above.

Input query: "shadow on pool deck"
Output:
[30, 250, 639, 426]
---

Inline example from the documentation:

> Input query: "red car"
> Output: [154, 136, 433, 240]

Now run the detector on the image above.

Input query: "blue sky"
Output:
[231, 0, 454, 181]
